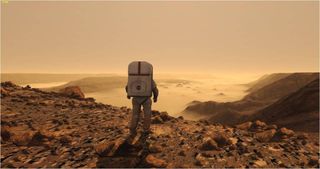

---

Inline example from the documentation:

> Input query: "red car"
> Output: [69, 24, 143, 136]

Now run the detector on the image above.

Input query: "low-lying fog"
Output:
[88, 80, 247, 117]
[15, 74, 259, 117]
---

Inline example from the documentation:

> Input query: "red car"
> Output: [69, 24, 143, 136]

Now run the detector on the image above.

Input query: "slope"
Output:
[251, 78, 319, 132]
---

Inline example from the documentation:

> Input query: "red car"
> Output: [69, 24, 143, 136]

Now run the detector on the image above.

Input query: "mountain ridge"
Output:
[183, 73, 319, 131]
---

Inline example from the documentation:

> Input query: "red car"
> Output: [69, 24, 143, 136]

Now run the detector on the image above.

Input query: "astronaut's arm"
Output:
[125, 85, 130, 99]
[152, 81, 159, 102]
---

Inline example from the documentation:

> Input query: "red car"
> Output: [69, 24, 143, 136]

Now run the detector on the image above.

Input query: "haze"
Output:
[2, 1, 319, 74]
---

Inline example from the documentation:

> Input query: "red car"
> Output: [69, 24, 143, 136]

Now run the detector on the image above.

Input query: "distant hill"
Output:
[251, 78, 319, 132]
[183, 72, 319, 129]
[243, 73, 319, 103]
[0, 73, 118, 85]
[246, 73, 290, 93]
[46, 76, 194, 93]
[47, 76, 127, 93]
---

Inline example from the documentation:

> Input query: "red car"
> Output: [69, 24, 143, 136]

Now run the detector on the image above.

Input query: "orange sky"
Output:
[1, 1, 319, 74]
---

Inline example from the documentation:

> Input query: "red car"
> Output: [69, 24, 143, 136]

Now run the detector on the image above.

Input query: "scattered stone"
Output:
[236, 122, 252, 130]
[152, 116, 164, 124]
[308, 156, 319, 167]
[159, 112, 172, 121]
[266, 124, 278, 130]
[253, 159, 267, 167]
[177, 116, 184, 120]
[255, 129, 276, 142]
[149, 143, 162, 153]
[278, 127, 295, 136]
[12, 132, 34, 146]
[178, 150, 186, 156]
[85, 97, 96, 102]
[227, 137, 238, 145]
[1, 81, 17, 88]
[250, 120, 267, 131]
[29, 131, 46, 145]
[212, 132, 229, 147]
[0, 87, 9, 97]
[297, 133, 308, 140]
[94, 138, 126, 157]
[1, 127, 11, 141]
[272, 127, 295, 141]
[145, 154, 167, 168]
[59, 136, 71, 145]
[195, 153, 209, 167]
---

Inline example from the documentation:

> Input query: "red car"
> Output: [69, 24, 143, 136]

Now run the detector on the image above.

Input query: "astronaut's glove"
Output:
[153, 97, 157, 103]
[127, 96, 131, 99]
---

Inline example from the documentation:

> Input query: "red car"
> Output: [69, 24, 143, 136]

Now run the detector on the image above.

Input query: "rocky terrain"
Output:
[184, 73, 319, 130]
[1, 81, 319, 168]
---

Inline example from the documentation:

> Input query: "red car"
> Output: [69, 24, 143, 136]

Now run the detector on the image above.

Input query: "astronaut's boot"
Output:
[126, 130, 137, 145]
[140, 130, 150, 152]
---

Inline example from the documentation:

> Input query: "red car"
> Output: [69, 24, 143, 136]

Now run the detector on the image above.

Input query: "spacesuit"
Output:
[126, 80, 158, 138]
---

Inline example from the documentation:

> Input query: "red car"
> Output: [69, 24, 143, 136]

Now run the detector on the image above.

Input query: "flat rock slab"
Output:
[95, 134, 147, 168]
[96, 140, 145, 168]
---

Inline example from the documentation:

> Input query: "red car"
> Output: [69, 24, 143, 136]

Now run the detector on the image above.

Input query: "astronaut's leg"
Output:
[142, 98, 152, 133]
[129, 98, 141, 137]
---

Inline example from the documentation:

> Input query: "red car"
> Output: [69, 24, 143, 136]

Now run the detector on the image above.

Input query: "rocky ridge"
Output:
[184, 73, 319, 129]
[1, 82, 319, 168]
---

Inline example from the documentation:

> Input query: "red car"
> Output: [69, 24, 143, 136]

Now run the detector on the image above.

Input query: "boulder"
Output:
[212, 132, 229, 147]
[272, 127, 295, 141]
[297, 133, 308, 140]
[0, 87, 9, 97]
[255, 129, 276, 142]
[177, 116, 184, 120]
[145, 154, 167, 168]
[29, 131, 46, 145]
[12, 132, 34, 146]
[253, 159, 268, 167]
[236, 122, 252, 130]
[159, 111, 173, 121]
[95, 138, 126, 157]
[195, 153, 209, 167]
[59, 86, 85, 99]
[152, 116, 164, 124]
[1, 81, 17, 88]
[266, 124, 278, 130]
[278, 127, 294, 137]
[250, 120, 267, 131]
[199, 137, 219, 150]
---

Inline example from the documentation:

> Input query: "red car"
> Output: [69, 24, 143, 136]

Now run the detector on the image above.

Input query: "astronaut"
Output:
[125, 61, 159, 142]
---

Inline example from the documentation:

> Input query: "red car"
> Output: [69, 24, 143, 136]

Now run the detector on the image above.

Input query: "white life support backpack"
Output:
[127, 61, 153, 97]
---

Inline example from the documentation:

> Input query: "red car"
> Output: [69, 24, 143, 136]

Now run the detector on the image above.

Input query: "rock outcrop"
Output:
[1, 82, 319, 168]
[251, 79, 319, 132]
[59, 86, 85, 99]
[183, 73, 319, 131]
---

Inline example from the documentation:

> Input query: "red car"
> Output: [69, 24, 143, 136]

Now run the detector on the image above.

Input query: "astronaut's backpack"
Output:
[127, 61, 153, 97]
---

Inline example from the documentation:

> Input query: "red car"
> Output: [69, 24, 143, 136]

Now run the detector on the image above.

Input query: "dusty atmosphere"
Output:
[1, 0, 319, 168]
